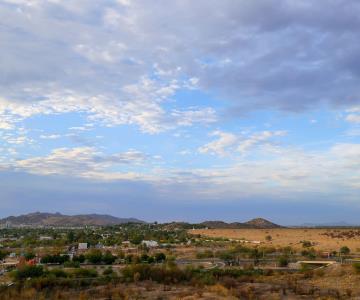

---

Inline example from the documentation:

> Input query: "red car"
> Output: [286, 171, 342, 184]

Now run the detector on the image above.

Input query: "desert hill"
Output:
[0, 212, 144, 227]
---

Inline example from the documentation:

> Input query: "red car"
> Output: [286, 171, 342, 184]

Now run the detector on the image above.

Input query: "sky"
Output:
[0, 0, 359, 224]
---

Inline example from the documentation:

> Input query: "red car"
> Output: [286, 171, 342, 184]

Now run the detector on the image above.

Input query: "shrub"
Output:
[64, 261, 80, 268]
[102, 251, 116, 265]
[155, 252, 166, 263]
[353, 262, 360, 273]
[85, 250, 103, 264]
[103, 267, 114, 276]
[340, 246, 350, 255]
[12, 265, 44, 280]
[73, 254, 85, 263]
[278, 256, 289, 267]
[72, 268, 98, 278]
[196, 250, 214, 259]
[41, 254, 70, 264]
[48, 268, 68, 278]
[301, 241, 312, 248]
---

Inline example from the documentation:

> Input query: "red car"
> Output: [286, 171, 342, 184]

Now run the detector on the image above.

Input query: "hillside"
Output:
[200, 218, 282, 229]
[244, 218, 282, 228]
[0, 212, 144, 227]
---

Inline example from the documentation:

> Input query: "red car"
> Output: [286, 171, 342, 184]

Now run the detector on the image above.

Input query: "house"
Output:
[78, 243, 88, 250]
[39, 236, 53, 241]
[142, 240, 159, 248]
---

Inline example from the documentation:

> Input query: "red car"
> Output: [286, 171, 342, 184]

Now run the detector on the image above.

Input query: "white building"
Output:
[142, 240, 158, 248]
[78, 243, 88, 250]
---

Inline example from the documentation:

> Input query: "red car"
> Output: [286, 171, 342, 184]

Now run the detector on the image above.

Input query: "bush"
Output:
[73, 254, 85, 263]
[64, 261, 80, 268]
[24, 252, 36, 260]
[340, 246, 350, 255]
[196, 250, 214, 259]
[72, 268, 98, 278]
[12, 265, 44, 280]
[41, 254, 70, 264]
[85, 250, 103, 264]
[103, 267, 114, 276]
[102, 251, 116, 265]
[301, 241, 312, 248]
[353, 262, 360, 273]
[278, 256, 289, 267]
[48, 268, 68, 278]
[0, 250, 9, 260]
[155, 252, 166, 263]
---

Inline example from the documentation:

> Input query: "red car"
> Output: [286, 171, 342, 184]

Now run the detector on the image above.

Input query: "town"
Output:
[1, 214, 360, 299]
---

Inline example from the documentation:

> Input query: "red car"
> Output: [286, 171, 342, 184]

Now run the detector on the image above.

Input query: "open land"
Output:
[191, 228, 360, 251]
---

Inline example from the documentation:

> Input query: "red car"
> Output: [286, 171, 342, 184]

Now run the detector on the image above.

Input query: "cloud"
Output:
[0, 76, 216, 134]
[198, 131, 238, 156]
[40, 134, 61, 139]
[12, 147, 147, 179]
[1, 0, 360, 132]
[198, 130, 286, 156]
[345, 106, 360, 123]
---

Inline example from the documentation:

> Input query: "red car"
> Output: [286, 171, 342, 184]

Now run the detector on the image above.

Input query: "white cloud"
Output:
[345, 106, 360, 123]
[40, 134, 61, 139]
[198, 130, 286, 156]
[14, 147, 147, 179]
[0, 76, 216, 134]
[199, 131, 237, 156]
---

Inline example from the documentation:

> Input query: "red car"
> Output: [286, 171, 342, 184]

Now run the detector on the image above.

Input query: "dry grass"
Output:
[191, 228, 360, 251]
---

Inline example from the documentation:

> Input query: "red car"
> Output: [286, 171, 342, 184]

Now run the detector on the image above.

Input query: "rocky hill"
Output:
[200, 218, 282, 229]
[244, 218, 282, 228]
[0, 212, 144, 227]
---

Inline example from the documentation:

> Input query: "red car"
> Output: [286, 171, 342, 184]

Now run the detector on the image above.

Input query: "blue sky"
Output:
[0, 0, 360, 224]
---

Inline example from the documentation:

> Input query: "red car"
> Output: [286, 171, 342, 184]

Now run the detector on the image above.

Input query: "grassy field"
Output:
[190, 228, 360, 251]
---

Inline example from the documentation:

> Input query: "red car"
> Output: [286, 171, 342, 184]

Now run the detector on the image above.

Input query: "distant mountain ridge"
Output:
[0, 212, 144, 227]
[200, 218, 282, 229]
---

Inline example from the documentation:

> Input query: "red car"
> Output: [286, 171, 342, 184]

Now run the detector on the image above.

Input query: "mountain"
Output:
[299, 221, 356, 227]
[0, 212, 144, 227]
[244, 218, 282, 228]
[200, 221, 250, 229]
[200, 218, 282, 229]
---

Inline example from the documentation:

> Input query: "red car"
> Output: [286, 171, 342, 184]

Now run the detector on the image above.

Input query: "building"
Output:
[142, 240, 159, 248]
[78, 243, 88, 250]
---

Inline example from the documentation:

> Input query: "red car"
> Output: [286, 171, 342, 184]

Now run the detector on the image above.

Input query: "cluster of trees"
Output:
[39, 250, 167, 266]
[121, 264, 262, 285]
[85, 250, 116, 264]
[40, 254, 70, 264]
[0, 250, 9, 260]
[123, 252, 166, 264]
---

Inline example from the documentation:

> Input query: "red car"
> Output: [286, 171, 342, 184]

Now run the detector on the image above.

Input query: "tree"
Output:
[155, 252, 166, 263]
[67, 231, 75, 243]
[278, 256, 289, 267]
[12, 265, 43, 280]
[103, 250, 116, 265]
[0, 250, 9, 261]
[86, 249, 103, 264]
[24, 252, 35, 260]
[73, 254, 85, 263]
[340, 246, 350, 255]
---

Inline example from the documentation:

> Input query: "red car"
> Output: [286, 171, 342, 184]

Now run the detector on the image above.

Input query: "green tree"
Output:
[86, 249, 103, 264]
[340, 246, 350, 255]
[278, 256, 289, 267]
[103, 250, 116, 265]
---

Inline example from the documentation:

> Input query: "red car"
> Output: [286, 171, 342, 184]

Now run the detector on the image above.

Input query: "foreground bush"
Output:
[12, 265, 44, 280]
